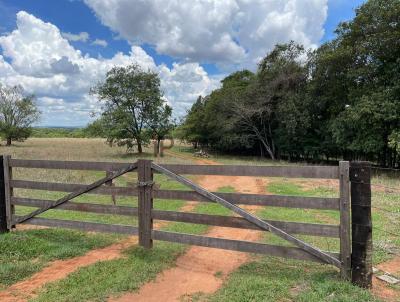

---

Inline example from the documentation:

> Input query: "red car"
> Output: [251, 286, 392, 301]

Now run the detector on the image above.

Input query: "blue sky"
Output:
[0, 0, 366, 126]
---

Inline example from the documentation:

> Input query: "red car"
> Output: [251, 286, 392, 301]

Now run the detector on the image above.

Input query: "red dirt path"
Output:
[0, 237, 137, 302]
[372, 255, 400, 302]
[109, 151, 267, 302]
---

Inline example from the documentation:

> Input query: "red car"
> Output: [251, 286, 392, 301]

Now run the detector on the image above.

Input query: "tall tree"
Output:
[91, 64, 164, 153]
[0, 85, 40, 146]
[147, 103, 174, 154]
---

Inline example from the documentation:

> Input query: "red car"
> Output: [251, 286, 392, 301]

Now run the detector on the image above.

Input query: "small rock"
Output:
[372, 267, 379, 274]
[377, 274, 400, 285]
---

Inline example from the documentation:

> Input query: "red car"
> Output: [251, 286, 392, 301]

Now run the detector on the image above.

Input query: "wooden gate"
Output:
[0, 156, 366, 283]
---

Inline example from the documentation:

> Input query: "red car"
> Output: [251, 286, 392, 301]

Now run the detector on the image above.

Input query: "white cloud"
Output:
[0, 11, 220, 126]
[92, 38, 108, 47]
[84, 0, 328, 67]
[62, 31, 90, 42]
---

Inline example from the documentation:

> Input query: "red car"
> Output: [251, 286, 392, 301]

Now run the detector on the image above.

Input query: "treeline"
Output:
[31, 125, 104, 138]
[178, 0, 400, 167]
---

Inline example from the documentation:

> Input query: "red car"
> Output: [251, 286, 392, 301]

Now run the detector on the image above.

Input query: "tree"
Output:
[178, 96, 209, 149]
[147, 103, 174, 154]
[91, 64, 164, 153]
[83, 117, 107, 138]
[0, 85, 40, 146]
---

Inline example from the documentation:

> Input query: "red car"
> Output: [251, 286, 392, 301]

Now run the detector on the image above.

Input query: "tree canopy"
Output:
[91, 64, 172, 153]
[178, 0, 400, 167]
[0, 85, 40, 145]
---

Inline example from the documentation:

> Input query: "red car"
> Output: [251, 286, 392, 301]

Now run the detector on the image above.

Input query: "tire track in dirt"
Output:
[109, 151, 268, 302]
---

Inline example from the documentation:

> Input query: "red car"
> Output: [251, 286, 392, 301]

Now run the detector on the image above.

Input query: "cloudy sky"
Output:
[0, 0, 365, 127]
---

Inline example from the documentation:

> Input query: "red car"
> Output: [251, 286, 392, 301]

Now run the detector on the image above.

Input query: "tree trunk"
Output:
[137, 140, 143, 153]
[6, 137, 11, 146]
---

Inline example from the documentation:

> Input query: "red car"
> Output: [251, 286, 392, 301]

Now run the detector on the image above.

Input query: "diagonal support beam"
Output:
[152, 163, 341, 268]
[14, 163, 138, 225]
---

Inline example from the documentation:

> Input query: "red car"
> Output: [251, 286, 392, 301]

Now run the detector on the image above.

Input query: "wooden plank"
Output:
[154, 190, 339, 210]
[10, 180, 339, 210]
[152, 230, 340, 264]
[9, 159, 134, 171]
[339, 161, 351, 280]
[0, 156, 7, 233]
[12, 197, 138, 216]
[13, 162, 138, 225]
[3, 155, 13, 230]
[158, 164, 339, 179]
[10, 180, 138, 196]
[152, 210, 339, 237]
[138, 160, 153, 248]
[152, 163, 341, 268]
[350, 162, 373, 288]
[14, 216, 138, 235]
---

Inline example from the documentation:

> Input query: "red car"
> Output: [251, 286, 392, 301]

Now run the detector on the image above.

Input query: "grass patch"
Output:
[206, 257, 378, 302]
[0, 229, 118, 286]
[267, 180, 337, 197]
[32, 242, 185, 302]
[32, 219, 209, 302]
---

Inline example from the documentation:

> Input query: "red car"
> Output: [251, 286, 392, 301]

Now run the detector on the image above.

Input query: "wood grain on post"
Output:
[350, 161, 372, 288]
[339, 161, 351, 280]
[3, 155, 13, 230]
[0, 156, 7, 233]
[138, 159, 153, 248]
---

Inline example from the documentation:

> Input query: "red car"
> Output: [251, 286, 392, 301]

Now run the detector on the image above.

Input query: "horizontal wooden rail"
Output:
[152, 210, 339, 237]
[159, 164, 339, 179]
[9, 160, 339, 179]
[12, 197, 138, 216]
[9, 159, 135, 171]
[11, 181, 339, 210]
[11, 180, 138, 196]
[152, 230, 340, 266]
[155, 190, 340, 210]
[11, 197, 338, 237]
[13, 216, 138, 235]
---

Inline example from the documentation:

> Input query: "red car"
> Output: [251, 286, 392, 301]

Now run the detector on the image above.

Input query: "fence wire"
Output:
[350, 181, 400, 192]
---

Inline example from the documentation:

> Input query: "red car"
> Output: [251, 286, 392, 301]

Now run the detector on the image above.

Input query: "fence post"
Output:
[138, 159, 153, 248]
[350, 161, 372, 288]
[0, 156, 7, 233]
[339, 161, 351, 280]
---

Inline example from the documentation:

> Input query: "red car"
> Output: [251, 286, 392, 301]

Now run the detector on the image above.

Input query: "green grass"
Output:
[31, 219, 210, 302]
[267, 179, 337, 197]
[32, 242, 185, 302]
[205, 257, 378, 302]
[0, 229, 118, 288]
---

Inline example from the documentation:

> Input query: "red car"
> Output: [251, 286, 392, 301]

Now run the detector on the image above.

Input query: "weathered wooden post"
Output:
[137, 159, 153, 248]
[350, 161, 372, 288]
[0, 156, 7, 233]
[339, 161, 351, 280]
